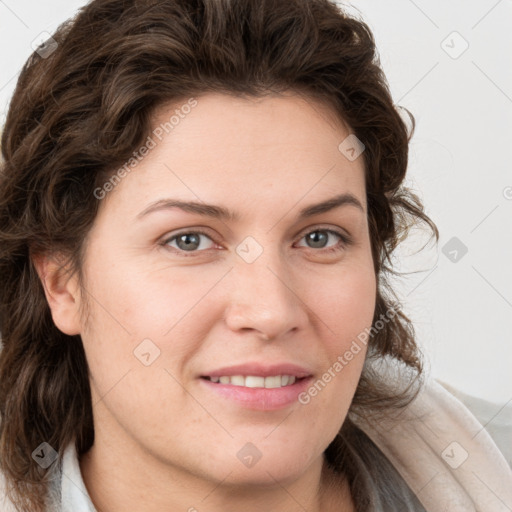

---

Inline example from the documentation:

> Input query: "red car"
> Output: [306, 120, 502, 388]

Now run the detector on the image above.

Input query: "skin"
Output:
[35, 91, 376, 512]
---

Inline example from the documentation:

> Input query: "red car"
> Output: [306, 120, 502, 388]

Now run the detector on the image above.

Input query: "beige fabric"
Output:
[352, 366, 512, 511]
[437, 379, 512, 469]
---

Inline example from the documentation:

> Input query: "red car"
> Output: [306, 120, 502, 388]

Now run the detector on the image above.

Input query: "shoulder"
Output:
[435, 379, 512, 469]
[351, 360, 512, 511]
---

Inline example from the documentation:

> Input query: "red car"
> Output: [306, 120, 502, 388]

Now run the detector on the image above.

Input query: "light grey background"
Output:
[1, 1, 511, 403]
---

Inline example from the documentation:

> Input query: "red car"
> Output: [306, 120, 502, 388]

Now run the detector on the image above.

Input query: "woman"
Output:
[0, 0, 510, 511]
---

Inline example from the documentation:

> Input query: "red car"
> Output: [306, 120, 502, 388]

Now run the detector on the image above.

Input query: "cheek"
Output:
[81, 252, 222, 339]
[309, 262, 377, 346]
[78, 256, 228, 398]
[300, 263, 376, 403]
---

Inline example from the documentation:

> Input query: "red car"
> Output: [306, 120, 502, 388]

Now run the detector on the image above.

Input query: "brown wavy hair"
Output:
[0, 0, 439, 510]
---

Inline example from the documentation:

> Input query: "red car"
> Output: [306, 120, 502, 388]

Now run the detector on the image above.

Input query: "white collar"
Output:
[60, 442, 97, 512]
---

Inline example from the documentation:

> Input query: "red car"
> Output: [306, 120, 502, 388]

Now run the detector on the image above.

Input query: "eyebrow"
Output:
[136, 192, 365, 222]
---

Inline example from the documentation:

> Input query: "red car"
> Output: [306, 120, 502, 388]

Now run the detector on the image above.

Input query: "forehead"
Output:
[98, 91, 367, 219]
[151, 91, 351, 150]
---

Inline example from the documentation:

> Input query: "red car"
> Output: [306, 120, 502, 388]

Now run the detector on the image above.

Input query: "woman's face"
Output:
[76, 92, 376, 487]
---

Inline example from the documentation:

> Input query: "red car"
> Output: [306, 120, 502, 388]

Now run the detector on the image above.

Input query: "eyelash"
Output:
[160, 227, 353, 257]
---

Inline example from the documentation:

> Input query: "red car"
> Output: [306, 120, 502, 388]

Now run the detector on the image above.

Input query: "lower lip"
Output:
[199, 376, 314, 411]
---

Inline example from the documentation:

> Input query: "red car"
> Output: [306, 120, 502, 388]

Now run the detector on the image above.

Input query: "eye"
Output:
[295, 228, 352, 254]
[162, 229, 216, 253]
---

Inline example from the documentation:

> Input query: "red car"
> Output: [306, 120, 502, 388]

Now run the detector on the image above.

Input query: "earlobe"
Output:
[32, 252, 82, 336]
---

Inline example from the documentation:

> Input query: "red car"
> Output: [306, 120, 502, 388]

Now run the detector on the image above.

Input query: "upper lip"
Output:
[201, 362, 314, 379]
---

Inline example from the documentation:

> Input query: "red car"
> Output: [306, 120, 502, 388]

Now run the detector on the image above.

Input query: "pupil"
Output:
[178, 233, 200, 251]
[308, 231, 327, 248]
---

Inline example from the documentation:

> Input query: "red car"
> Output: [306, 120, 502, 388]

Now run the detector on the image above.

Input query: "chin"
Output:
[222, 460, 313, 488]
[216, 439, 320, 487]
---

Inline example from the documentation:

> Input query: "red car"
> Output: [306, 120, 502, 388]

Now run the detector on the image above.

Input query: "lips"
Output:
[199, 372, 314, 411]
[198, 362, 314, 410]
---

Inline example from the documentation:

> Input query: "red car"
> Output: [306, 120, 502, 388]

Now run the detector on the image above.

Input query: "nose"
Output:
[223, 249, 309, 341]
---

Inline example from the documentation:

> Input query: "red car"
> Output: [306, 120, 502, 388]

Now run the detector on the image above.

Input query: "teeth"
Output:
[244, 375, 265, 388]
[265, 375, 281, 388]
[230, 375, 245, 386]
[208, 375, 297, 388]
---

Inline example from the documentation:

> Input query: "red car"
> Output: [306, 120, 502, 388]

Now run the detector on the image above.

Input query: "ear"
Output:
[32, 252, 82, 336]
